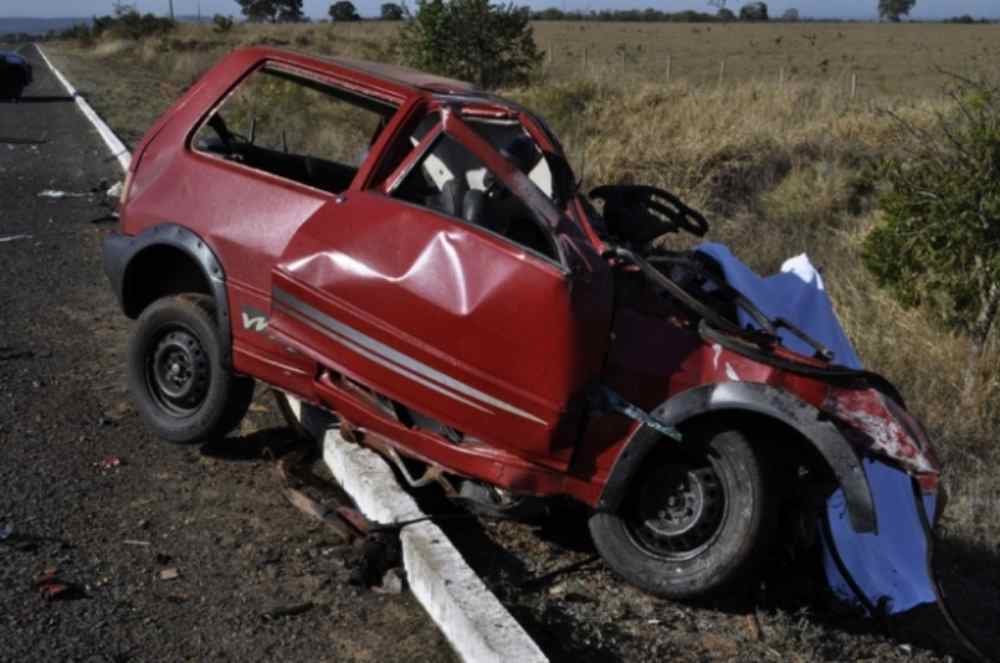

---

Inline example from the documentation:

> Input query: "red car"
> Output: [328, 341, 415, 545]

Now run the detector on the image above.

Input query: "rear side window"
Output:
[192, 65, 397, 195]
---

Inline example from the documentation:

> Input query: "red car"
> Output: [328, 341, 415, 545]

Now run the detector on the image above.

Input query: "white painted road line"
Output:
[285, 395, 548, 663]
[34, 43, 132, 172]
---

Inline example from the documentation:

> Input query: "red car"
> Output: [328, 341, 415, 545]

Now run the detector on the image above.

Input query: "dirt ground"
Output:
[0, 44, 456, 663]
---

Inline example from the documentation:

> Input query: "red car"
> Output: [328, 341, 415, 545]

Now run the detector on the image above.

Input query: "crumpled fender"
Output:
[596, 381, 876, 534]
[102, 223, 231, 364]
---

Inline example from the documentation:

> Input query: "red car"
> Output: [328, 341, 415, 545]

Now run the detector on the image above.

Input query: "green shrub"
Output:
[399, 0, 542, 88]
[213, 15, 235, 33]
[91, 10, 176, 40]
[863, 75, 1000, 362]
[329, 1, 361, 21]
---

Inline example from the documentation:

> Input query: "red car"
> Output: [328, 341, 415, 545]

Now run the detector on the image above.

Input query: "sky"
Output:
[3, 0, 998, 20]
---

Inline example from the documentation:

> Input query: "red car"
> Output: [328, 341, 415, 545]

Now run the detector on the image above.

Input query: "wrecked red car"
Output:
[103, 47, 954, 617]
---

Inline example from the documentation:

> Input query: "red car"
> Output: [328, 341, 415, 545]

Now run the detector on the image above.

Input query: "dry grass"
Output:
[532, 21, 1000, 97]
[43, 23, 1000, 633]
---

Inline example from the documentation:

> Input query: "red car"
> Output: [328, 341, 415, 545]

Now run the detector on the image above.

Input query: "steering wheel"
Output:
[590, 185, 709, 244]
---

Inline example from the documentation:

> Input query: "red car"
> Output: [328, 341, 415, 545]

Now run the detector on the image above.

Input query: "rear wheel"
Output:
[589, 426, 775, 599]
[128, 294, 254, 444]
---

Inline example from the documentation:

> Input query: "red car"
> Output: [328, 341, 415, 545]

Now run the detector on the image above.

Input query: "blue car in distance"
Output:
[1, 50, 33, 100]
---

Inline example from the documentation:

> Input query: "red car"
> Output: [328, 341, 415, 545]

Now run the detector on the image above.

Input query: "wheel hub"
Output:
[148, 329, 209, 413]
[632, 462, 725, 559]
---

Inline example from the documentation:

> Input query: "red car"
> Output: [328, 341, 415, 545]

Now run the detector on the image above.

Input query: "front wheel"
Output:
[589, 426, 775, 599]
[128, 294, 254, 444]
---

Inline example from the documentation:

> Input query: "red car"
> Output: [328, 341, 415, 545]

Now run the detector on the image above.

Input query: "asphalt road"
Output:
[0, 44, 455, 663]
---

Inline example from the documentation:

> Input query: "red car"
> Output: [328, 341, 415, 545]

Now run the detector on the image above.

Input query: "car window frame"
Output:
[380, 110, 570, 275]
[186, 60, 401, 199]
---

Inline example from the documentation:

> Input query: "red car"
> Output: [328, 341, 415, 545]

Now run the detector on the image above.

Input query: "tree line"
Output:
[228, 0, 996, 25]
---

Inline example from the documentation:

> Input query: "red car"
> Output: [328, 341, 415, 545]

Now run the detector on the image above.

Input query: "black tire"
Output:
[128, 294, 254, 444]
[589, 426, 775, 599]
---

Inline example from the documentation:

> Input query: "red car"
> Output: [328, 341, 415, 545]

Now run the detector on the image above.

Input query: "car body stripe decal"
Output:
[273, 287, 548, 426]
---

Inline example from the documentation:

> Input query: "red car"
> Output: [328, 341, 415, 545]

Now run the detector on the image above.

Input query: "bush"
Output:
[400, 0, 542, 88]
[213, 14, 235, 33]
[863, 75, 1000, 367]
[739, 2, 768, 21]
[57, 22, 95, 45]
[380, 2, 404, 20]
[91, 9, 176, 40]
[329, 1, 361, 21]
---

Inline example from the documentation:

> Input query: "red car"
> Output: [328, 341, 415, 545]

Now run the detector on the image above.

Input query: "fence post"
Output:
[666, 54, 672, 82]
[779, 66, 785, 87]
[583, 47, 588, 74]
[719, 58, 726, 86]
[851, 72, 857, 100]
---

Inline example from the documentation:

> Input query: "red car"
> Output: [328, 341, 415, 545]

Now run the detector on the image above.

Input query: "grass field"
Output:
[35, 20, 1000, 659]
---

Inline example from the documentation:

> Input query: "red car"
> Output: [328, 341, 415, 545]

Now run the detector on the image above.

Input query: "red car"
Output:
[103, 47, 949, 611]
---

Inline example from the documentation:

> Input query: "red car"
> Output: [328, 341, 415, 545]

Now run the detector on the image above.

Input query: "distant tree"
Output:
[863, 75, 1000, 391]
[236, 0, 304, 23]
[782, 8, 799, 21]
[400, 0, 542, 88]
[878, 0, 916, 22]
[380, 2, 404, 19]
[329, 0, 361, 20]
[535, 7, 565, 19]
[112, 1, 136, 16]
[739, 1, 768, 21]
[717, 7, 735, 20]
[213, 14, 235, 32]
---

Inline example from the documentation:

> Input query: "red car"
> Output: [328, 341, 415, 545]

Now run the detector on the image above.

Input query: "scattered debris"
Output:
[373, 568, 404, 595]
[95, 456, 122, 470]
[37, 190, 88, 199]
[0, 234, 32, 243]
[745, 610, 765, 642]
[34, 568, 83, 601]
[275, 446, 364, 544]
[274, 443, 405, 592]
[158, 567, 179, 581]
[262, 602, 314, 620]
[122, 539, 151, 547]
[0, 524, 12, 541]
[106, 181, 124, 198]
[99, 401, 132, 425]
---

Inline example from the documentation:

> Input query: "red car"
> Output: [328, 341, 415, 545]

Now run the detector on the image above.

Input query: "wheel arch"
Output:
[103, 223, 232, 365]
[596, 382, 876, 534]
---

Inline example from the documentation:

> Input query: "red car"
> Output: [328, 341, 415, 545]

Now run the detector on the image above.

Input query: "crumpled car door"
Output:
[267, 110, 613, 468]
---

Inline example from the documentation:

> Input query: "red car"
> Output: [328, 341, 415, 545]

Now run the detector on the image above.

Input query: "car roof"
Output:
[229, 47, 482, 101]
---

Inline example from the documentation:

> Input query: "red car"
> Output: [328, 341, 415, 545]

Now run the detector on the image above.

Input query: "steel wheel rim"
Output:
[146, 325, 210, 416]
[626, 457, 728, 561]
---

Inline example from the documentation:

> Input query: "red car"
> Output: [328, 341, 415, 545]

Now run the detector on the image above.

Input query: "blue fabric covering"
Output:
[696, 243, 938, 616]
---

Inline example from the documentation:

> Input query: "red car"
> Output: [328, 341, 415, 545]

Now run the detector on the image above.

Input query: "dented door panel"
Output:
[270, 191, 611, 466]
